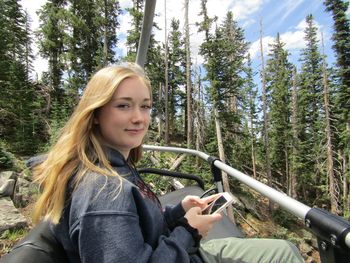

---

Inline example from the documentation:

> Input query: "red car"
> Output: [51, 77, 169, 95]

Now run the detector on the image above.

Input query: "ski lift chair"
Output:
[2, 0, 350, 261]
[0, 149, 243, 263]
[2, 145, 350, 263]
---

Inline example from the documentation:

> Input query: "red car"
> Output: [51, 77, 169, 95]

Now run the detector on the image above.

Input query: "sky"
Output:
[20, 0, 349, 80]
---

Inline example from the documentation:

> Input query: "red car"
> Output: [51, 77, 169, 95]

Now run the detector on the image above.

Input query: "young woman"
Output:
[33, 63, 304, 262]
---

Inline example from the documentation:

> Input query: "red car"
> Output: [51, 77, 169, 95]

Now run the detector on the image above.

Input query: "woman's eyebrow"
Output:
[114, 97, 151, 102]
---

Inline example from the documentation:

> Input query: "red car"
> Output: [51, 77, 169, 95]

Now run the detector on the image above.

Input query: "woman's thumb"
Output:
[211, 212, 223, 221]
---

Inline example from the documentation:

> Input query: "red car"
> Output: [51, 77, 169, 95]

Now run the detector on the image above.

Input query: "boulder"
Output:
[13, 177, 39, 208]
[0, 171, 18, 199]
[25, 154, 47, 170]
[0, 171, 18, 185]
[0, 179, 16, 198]
[0, 197, 28, 235]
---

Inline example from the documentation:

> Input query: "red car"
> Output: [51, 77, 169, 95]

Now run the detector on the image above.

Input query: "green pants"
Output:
[199, 237, 304, 263]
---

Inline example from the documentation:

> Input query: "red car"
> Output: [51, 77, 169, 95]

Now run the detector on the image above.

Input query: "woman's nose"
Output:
[131, 108, 143, 123]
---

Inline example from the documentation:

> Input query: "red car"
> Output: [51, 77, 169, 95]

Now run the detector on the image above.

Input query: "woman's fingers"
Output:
[201, 193, 221, 205]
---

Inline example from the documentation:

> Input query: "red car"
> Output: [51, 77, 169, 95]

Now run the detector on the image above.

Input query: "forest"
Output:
[1, 0, 350, 223]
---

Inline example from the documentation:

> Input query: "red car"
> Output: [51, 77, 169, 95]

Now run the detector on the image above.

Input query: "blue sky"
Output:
[21, 0, 349, 79]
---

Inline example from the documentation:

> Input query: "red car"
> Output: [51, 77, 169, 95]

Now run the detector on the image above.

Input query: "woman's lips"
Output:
[125, 128, 144, 134]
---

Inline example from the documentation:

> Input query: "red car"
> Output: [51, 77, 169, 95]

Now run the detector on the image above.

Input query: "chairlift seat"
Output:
[0, 168, 243, 263]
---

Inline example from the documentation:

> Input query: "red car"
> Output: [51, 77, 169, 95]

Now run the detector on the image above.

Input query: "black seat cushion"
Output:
[0, 220, 68, 263]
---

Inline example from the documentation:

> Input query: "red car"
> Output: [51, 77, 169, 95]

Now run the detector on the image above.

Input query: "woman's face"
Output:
[95, 76, 151, 158]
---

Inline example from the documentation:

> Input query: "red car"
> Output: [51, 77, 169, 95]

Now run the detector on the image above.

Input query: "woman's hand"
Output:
[181, 194, 221, 212]
[184, 206, 222, 237]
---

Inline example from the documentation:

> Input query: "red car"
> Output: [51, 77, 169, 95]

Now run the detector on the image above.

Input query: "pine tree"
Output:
[125, 0, 143, 62]
[0, 0, 45, 154]
[324, 0, 350, 214]
[244, 55, 258, 178]
[167, 19, 186, 138]
[184, 0, 193, 148]
[265, 34, 293, 188]
[259, 20, 273, 201]
[297, 14, 337, 210]
[37, 0, 66, 96]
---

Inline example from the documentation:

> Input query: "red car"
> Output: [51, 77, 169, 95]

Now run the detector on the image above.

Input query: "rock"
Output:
[25, 154, 47, 170]
[0, 197, 28, 235]
[0, 179, 16, 197]
[0, 171, 18, 198]
[13, 177, 39, 208]
[0, 171, 18, 186]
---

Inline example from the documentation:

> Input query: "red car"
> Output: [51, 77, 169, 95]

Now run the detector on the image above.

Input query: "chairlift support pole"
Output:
[143, 145, 350, 262]
[135, 0, 157, 68]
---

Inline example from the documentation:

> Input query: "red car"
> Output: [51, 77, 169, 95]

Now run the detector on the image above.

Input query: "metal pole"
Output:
[135, 0, 157, 68]
[143, 145, 310, 219]
[143, 144, 350, 249]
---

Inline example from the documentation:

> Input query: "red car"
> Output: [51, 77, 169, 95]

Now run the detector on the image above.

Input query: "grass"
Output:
[0, 227, 29, 256]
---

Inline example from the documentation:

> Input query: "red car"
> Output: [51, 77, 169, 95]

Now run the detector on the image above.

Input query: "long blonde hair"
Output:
[33, 63, 152, 224]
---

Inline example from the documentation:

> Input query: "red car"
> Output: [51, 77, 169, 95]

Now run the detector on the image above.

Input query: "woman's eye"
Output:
[141, 105, 152, 110]
[116, 104, 130, 109]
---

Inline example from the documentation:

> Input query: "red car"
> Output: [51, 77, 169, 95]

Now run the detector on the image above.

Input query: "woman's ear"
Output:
[93, 110, 99, 124]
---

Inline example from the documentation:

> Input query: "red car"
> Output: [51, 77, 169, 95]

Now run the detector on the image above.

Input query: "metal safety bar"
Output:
[142, 144, 350, 257]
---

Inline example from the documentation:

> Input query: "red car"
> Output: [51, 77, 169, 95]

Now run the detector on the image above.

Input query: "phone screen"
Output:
[202, 195, 227, 214]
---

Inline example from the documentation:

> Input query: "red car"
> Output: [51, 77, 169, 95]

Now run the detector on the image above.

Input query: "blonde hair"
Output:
[33, 63, 152, 224]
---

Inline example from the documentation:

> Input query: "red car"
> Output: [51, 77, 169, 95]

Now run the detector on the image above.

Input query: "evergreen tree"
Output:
[125, 0, 144, 62]
[243, 54, 258, 178]
[324, 0, 350, 212]
[65, 0, 121, 107]
[167, 19, 186, 137]
[297, 14, 332, 208]
[0, 0, 45, 154]
[37, 0, 66, 97]
[265, 34, 293, 187]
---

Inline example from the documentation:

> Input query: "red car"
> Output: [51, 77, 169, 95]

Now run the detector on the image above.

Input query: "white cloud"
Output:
[152, 0, 264, 64]
[280, 0, 304, 23]
[249, 17, 324, 59]
[20, 0, 46, 30]
[248, 35, 275, 60]
[118, 10, 132, 57]
[21, 0, 266, 75]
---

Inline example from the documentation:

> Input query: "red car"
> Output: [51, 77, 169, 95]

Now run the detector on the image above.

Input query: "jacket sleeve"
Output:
[163, 202, 186, 230]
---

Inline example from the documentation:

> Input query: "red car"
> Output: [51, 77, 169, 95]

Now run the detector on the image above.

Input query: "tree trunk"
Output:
[194, 69, 204, 167]
[184, 0, 193, 148]
[322, 33, 339, 214]
[290, 67, 298, 198]
[103, 0, 108, 65]
[259, 20, 273, 211]
[164, 0, 169, 145]
[214, 108, 236, 223]
[249, 107, 257, 178]
[343, 150, 349, 213]
[158, 83, 163, 139]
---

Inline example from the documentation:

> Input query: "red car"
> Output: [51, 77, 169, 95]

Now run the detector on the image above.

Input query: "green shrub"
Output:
[0, 227, 28, 242]
[0, 141, 15, 169]
[272, 207, 298, 229]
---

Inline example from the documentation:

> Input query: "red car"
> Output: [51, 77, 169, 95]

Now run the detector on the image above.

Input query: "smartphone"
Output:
[202, 192, 235, 215]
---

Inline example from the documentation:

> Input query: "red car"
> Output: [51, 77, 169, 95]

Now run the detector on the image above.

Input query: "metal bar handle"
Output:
[142, 144, 350, 249]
